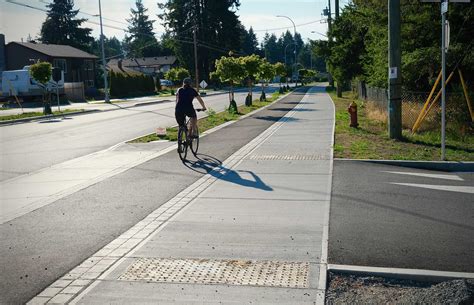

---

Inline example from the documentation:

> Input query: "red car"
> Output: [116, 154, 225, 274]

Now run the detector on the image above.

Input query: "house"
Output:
[107, 56, 177, 75]
[4, 38, 98, 88]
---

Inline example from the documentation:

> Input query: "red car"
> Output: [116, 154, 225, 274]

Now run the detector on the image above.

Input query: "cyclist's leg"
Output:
[185, 108, 198, 138]
[190, 117, 198, 137]
[175, 110, 186, 129]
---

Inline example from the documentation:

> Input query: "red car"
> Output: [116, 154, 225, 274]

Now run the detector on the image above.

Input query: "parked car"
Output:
[160, 79, 173, 87]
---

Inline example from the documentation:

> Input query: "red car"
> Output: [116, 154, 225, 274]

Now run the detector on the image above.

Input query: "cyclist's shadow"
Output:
[184, 154, 273, 191]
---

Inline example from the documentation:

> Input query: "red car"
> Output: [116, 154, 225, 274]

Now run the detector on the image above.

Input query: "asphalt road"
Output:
[0, 87, 310, 304]
[329, 160, 474, 273]
[0, 87, 275, 182]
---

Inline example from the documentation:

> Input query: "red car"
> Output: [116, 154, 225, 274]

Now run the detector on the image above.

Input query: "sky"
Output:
[0, 0, 349, 44]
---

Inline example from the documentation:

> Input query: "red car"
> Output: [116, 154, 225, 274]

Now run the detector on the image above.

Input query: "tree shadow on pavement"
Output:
[270, 107, 317, 112]
[184, 154, 273, 191]
[253, 116, 300, 122]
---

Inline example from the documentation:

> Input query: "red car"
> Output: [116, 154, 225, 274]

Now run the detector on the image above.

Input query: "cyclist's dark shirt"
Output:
[176, 87, 198, 111]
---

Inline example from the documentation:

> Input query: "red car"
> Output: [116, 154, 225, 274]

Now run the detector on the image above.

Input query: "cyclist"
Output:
[175, 77, 206, 140]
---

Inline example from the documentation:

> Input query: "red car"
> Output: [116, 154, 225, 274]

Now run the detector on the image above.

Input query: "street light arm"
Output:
[276, 15, 296, 36]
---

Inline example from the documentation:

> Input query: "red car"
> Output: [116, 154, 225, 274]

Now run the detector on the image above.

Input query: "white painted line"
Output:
[384, 171, 464, 181]
[391, 183, 474, 194]
[328, 264, 474, 280]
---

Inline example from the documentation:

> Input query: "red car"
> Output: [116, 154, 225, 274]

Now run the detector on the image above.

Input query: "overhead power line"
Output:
[253, 19, 326, 32]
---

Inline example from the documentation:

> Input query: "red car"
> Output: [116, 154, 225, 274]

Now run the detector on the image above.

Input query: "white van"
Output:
[1, 66, 64, 101]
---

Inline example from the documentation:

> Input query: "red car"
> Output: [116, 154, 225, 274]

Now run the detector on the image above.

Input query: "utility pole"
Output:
[328, 0, 332, 32]
[388, 0, 402, 139]
[335, 0, 339, 19]
[441, 0, 448, 160]
[98, 0, 109, 103]
[193, 25, 199, 91]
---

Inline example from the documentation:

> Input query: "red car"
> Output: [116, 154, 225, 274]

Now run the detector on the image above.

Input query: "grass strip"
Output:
[0, 109, 85, 121]
[129, 90, 284, 143]
[329, 88, 473, 161]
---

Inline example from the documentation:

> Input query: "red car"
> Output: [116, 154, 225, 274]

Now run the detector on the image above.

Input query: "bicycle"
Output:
[177, 109, 203, 161]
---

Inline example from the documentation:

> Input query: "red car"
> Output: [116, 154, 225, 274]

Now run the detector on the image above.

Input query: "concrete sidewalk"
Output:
[28, 87, 335, 304]
[0, 95, 174, 119]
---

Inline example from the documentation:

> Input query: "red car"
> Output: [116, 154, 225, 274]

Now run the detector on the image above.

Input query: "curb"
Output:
[131, 100, 172, 107]
[0, 109, 100, 126]
[328, 264, 474, 283]
[334, 158, 474, 172]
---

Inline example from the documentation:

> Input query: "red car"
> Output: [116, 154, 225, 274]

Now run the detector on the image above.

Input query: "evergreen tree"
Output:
[241, 26, 259, 55]
[91, 36, 123, 59]
[125, 0, 161, 57]
[262, 33, 280, 63]
[40, 0, 93, 52]
[158, 0, 242, 81]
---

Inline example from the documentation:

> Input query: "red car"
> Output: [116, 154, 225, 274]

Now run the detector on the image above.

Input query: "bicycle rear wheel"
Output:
[177, 126, 188, 161]
[190, 125, 199, 156]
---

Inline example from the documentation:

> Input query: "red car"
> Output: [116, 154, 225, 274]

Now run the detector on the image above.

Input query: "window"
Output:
[84, 60, 93, 71]
[53, 59, 67, 73]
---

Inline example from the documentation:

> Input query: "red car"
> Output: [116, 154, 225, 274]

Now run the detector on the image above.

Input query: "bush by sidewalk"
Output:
[329, 88, 474, 161]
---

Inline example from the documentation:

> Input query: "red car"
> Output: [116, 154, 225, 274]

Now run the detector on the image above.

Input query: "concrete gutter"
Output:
[335, 158, 474, 172]
[328, 264, 474, 283]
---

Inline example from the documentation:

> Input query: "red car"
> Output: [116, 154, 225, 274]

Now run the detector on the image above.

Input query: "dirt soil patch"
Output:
[326, 273, 474, 304]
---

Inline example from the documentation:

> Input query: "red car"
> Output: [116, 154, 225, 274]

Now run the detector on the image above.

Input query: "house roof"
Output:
[108, 56, 177, 68]
[9, 42, 98, 59]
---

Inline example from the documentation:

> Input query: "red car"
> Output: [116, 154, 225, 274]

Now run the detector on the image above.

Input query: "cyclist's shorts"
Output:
[175, 107, 197, 127]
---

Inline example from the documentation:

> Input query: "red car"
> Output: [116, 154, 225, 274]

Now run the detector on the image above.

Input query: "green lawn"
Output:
[0, 109, 85, 121]
[329, 88, 474, 161]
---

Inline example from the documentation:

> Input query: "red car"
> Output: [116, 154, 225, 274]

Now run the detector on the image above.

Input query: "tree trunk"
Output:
[336, 84, 343, 98]
[229, 82, 237, 113]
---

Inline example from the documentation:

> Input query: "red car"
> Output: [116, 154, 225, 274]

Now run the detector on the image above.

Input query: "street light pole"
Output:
[284, 43, 295, 88]
[276, 15, 297, 86]
[98, 0, 109, 103]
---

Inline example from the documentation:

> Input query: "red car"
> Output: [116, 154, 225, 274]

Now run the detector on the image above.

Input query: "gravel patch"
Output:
[326, 272, 474, 304]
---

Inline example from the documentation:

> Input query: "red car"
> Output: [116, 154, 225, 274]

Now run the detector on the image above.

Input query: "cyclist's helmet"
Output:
[183, 77, 192, 87]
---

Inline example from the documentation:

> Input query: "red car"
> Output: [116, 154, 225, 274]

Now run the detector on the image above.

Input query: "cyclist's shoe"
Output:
[177, 145, 183, 153]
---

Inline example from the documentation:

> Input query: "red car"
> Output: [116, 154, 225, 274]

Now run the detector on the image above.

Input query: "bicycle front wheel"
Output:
[190, 126, 199, 156]
[177, 127, 188, 161]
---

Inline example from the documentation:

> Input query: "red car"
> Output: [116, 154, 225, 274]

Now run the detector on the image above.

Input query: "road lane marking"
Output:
[391, 183, 474, 194]
[384, 171, 464, 181]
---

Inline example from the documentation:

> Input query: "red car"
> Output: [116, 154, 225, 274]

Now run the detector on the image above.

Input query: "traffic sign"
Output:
[199, 80, 208, 89]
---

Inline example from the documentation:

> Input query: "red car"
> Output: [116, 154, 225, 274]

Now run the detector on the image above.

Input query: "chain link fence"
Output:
[356, 82, 472, 135]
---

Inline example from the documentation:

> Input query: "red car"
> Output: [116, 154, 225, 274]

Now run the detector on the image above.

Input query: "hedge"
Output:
[110, 71, 156, 98]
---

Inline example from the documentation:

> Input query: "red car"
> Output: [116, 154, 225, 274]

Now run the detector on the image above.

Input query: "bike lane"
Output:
[24, 86, 335, 304]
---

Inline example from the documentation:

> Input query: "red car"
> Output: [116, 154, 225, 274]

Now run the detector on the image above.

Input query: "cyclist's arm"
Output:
[196, 95, 206, 110]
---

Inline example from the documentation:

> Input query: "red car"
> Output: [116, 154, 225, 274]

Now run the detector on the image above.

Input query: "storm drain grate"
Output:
[118, 258, 309, 288]
[249, 154, 328, 161]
